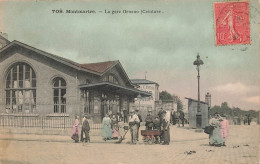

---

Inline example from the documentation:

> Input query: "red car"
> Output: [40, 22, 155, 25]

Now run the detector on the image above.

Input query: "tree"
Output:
[177, 99, 183, 112]
[159, 91, 173, 100]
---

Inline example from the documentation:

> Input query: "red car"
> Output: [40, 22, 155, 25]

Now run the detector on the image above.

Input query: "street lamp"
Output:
[193, 53, 204, 128]
[137, 94, 142, 111]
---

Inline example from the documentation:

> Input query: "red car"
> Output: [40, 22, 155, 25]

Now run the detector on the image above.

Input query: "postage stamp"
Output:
[214, 1, 251, 46]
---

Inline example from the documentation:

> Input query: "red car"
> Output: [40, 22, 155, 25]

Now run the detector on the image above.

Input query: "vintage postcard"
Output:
[0, 0, 259, 164]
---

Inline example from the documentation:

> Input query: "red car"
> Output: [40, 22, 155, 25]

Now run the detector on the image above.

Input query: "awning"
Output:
[78, 82, 151, 97]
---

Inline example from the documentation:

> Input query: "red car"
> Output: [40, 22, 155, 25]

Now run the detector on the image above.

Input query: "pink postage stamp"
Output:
[214, 1, 250, 46]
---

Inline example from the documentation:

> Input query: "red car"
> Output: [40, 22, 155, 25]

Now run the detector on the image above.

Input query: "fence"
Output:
[0, 114, 102, 130]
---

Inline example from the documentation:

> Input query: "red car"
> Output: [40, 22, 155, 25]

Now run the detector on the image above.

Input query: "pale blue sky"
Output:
[0, 0, 259, 111]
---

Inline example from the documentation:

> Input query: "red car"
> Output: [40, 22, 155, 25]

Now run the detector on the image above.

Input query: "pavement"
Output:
[0, 124, 259, 164]
[0, 124, 207, 144]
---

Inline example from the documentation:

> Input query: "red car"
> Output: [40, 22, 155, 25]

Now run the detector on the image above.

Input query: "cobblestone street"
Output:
[0, 124, 259, 164]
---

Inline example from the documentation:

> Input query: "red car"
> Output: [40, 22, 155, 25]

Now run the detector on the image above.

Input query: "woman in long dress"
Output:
[101, 114, 112, 141]
[71, 116, 80, 143]
[219, 114, 229, 146]
[111, 114, 120, 139]
[209, 113, 224, 146]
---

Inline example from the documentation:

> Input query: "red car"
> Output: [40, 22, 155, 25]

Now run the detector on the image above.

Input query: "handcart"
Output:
[141, 130, 163, 144]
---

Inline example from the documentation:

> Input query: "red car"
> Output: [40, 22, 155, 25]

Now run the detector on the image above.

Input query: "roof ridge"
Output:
[80, 60, 117, 65]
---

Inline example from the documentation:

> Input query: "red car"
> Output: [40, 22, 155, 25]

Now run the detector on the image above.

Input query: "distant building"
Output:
[185, 97, 208, 129]
[130, 79, 159, 119]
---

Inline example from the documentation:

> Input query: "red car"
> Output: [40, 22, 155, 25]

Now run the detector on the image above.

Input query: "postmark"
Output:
[214, 1, 250, 46]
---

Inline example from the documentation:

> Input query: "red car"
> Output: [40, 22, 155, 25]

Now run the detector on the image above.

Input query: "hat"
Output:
[135, 108, 139, 111]
[130, 109, 135, 113]
[162, 110, 166, 114]
[220, 114, 226, 117]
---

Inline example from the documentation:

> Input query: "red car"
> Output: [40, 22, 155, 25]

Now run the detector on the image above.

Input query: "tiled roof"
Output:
[80, 61, 117, 73]
[131, 79, 159, 85]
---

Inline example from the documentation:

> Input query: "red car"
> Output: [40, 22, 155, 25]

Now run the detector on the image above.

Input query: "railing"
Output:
[0, 114, 102, 130]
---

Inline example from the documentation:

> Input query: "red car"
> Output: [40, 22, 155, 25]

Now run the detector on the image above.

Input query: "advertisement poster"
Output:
[0, 0, 259, 163]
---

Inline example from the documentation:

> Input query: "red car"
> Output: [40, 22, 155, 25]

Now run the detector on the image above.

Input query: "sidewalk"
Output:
[0, 125, 208, 144]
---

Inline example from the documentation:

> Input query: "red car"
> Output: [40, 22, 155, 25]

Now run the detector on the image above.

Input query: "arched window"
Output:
[102, 74, 119, 84]
[5, 62, 36, 113]
[53, 77, 66, 113]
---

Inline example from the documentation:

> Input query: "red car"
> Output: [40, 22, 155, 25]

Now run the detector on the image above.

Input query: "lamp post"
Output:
[205, 92, 211, 110]
[137, 94, 142, 111]
[193, 53, 204, 128]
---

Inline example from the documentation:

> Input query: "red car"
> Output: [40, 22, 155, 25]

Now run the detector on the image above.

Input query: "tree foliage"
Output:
[209, 102, 259, 118]
[159, 91, 184, 111]
[159, 91, 173, 100]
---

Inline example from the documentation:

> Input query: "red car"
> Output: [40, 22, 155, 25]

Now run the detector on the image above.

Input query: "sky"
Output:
[0, 0, 259, 111]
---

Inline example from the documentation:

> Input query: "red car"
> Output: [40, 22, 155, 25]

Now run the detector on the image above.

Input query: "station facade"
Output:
[0, 37, 150, 122]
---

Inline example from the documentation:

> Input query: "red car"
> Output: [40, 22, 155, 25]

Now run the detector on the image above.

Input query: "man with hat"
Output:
[161, 110, 170, 145]
[128, 109, 140, 144]
[135, 108, 142, 141]
[81, 114, 90, 144]
[145, 109, 153, 130]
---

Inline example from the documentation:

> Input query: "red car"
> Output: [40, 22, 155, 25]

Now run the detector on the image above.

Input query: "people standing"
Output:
[101, 114, 112, 141]
[247, 114, 251, 125]
[145, 109, 153, 130]
[71, 116, 80, 143]
[157, 108, 164, 142]
[81, 115, 90, 144]
[179, 111, 185, 127]
[128, 109, 140, 144]
[123, 108, 128, 123]
[80, 115, 86, 142]
[161, 110, 170, 145]
[135, 109, 142, 141]
[171, 111, 176, 125]
[153, 116, 161, 144]
[209, 113, 224, 147]
[219, 114, 229, 146]
[111, 114, 120, 139]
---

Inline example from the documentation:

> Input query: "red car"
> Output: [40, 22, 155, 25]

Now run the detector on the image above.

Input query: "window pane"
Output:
[6, 90, 10, 98]
[61, 89, 66, 97]
[6, 81, 10, 88]
[61, 79, 66, 86]
[13, 72, 17, 80]
[54, 105, 59, 113]
[19, 80, 23, 88]
[53, 97, 59, 104]
[61, 105, 66, 113]
[25, 72, 30, 79]
[19, 64, 23, 73]
[13, 66, 17, 72]
[61, 97, 66, 104]
[6, 73, 10, 81]
[53, 79, 59, 87]
[6, 98, 10, 105]
[25, 65, 30, 71]
[32, 79, 36, 87]
[19, 72, 23, 80]
[54, 89, 59, 96]
[32, 71, 36, 78]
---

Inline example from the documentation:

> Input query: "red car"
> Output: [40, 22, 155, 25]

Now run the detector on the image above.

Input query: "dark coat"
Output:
[82, 119, 90, 131]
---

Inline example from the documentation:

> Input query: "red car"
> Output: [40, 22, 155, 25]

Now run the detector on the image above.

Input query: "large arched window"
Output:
[5, 62, 36, 113]
[102, 74, 119, 84]
[53, 77, 66, 113]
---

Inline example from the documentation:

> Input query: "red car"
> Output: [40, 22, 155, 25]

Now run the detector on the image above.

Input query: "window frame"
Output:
[5, 62, 37, 113]
[52, 77, 67, 113]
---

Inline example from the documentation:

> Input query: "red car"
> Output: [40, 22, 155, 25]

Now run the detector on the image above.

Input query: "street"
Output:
[0, 125, 259, 164]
